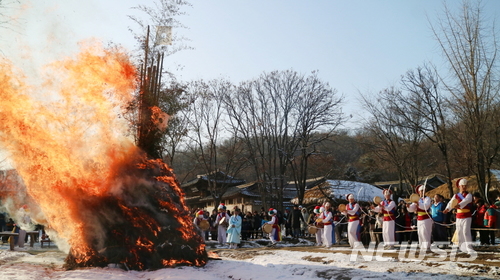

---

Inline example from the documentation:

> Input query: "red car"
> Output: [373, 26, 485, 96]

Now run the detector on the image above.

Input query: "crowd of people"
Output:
[0, 206, 46, 245]
[190, 179, 500, 251]
[313, 178, 499, 252]
[190, 203, 315, 248]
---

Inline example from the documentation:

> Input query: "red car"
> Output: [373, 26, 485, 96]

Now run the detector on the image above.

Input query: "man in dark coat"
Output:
[289, 205, 305, 238]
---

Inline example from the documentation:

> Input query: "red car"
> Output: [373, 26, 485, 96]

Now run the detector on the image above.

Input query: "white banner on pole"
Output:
[156, 26, 172, 45]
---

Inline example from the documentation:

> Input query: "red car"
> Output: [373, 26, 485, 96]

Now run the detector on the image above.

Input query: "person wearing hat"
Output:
[407, 184, 432, 251]
[312, 206, 324, 246]
[320, 202, 335, 247]
[214, 203, 231, 246]
[266, 208, 282, 246]
[193, 210, 208, 242]
[226, 208, 242, 249]
[373, 189, 397, 250]
[342, 193, 362, 249]
[444, 178, 474, 253]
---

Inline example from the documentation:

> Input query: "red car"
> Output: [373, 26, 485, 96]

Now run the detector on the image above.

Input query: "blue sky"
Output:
[2, 0, 500, 128]
[172, 0, 447, 127]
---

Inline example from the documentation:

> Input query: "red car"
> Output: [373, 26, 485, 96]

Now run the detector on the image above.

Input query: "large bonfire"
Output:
[0, 42, 207, 270]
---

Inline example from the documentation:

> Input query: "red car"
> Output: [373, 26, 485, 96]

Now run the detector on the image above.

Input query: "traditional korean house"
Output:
[180, 171, 246, 211]
[182, 174, 326, 213]
[373, 174, 446, 196]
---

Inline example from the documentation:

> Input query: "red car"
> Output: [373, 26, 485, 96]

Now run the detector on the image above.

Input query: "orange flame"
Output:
[0, 41, 206, 269]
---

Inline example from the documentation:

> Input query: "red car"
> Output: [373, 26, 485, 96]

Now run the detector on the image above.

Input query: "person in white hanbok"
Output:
[321, 202, 334, 247]
[407, 184, 432, 251]
[373, 189, 397, 249]
[444, 178, 474, 253]
[343, 193, 362, 249]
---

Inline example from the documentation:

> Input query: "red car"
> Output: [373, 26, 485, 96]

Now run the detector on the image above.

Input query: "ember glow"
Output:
[0, 42, 207, 270]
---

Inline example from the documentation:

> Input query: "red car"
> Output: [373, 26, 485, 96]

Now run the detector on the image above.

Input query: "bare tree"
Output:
[225, 70, 343, 209]
[431, 0, 500, 199]
[184, 79, 248, 207]
[287, 72, 344, 205]
[224, 80, 272, 209]
[157, 82, 193, 165]
[395, 64, 455, 197]
[361, 87, 427, 198]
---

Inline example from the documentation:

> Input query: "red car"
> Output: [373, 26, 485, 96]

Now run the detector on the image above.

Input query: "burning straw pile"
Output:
[64, 158, 207, 270]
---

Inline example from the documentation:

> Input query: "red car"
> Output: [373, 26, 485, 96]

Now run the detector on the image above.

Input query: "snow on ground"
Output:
[0, 238, 499, 280]
[326, 180, 383, 202]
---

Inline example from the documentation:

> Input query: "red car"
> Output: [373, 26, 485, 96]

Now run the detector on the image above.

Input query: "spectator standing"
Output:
[473, 200, 488, 245]
[259, 207, 267, 221]
[360, 206, 371, 246]
[374, 213, 383, 245]
[209, 209, 218, 241]
[484, 202, 497, 245]
[283, 207, 292, 237]
[203, 210, 210, 241]
[299, 206, 309, 237]
[290, 205, 305, 238]
[0, 213, 5, 232]
[332, 207, 342, 244]
[368, 207, 378, 244]
[252, 211, 262, 239]
[241, 214, 252, 240]
[431, 194, 448, 244]
[3, 218, 14, 243]
[396, 206, 408, 244]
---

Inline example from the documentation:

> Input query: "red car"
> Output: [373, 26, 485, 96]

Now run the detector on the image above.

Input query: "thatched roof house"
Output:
[374, 174, 446, 194]
[426, 171, 500, 201]
[291, 180, 381, 206]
